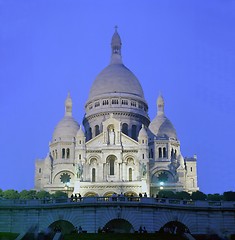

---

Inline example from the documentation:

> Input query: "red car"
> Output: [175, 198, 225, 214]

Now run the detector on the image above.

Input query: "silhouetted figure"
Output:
[78, 226, 82, 234]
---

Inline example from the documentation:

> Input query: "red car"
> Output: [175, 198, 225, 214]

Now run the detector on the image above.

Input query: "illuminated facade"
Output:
[35, 29, 198, 196]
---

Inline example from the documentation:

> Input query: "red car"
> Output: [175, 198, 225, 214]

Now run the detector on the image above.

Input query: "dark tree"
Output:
[36, 190, 51, 199]
[207, 193, 222, 201]
[51, 191, 67, 199]
[223, 191, 235, 201]
[191, 191, 207, 200]
[158, 190, 175, 199]
[19, 190, 37, 199]
[175, 191, 191, 200]
[3, 189, 19, 199]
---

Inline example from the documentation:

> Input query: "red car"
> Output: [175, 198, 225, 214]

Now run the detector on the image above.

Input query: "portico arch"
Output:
[124, 191, 138, 197]
[103, 191, 116, 197]
[160, 221, 190, 234]
[49, 220, 75, 234]
[84, 192, 98, 197]
[104, 218, 134, 233]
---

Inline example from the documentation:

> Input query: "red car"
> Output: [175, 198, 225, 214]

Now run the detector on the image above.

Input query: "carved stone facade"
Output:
[35, 29, 198, 196]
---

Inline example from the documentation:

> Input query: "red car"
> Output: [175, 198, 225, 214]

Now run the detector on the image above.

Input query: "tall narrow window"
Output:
[159, 148, 162, 158]
[55, 150, 58, 159]
[163, 147, 166, 158]
[110, 159, 115, 175]
[151, 149, 153, 158]
[95, 125, 100, 136]
[129, 168, 132, 181]
[142, 154, 144, 159]
[122, 123, 128, 136]
[131, 125, 137, 140]
[89, 127, 92, 140]
[62, 148, 65, 159]
[66, 148, 70, 159]
[171, 149, 174, 158]
[174, 150, 177, 159]
[92, 168, 96, 182]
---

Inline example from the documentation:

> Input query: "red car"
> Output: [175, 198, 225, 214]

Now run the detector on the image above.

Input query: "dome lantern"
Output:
[65, 92, 72, 117]
[157, 94, 164, 116]
[110, 26, 122, 64]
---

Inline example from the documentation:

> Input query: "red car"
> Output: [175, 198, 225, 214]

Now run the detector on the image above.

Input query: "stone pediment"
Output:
[120, 133, 139, 146]
[86, 133, 104, 147]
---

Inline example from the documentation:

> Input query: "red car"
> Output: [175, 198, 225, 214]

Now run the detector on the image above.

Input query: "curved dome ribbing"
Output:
[149, 115, 177, 139]
[88, 63, 144, 101]
[53, 116, 79, 140]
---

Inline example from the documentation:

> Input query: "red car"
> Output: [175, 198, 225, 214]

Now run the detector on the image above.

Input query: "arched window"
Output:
[89, 127, 92, 140]
[150, 149, 153, 158]
[95, 125, 100, 136]
[159, 148, 162, 158]
[110, 159, 115, 175]
[92, 168, 96, 182]
[171, 149, 174, 158]
[174, 150, 177, 159]
[62, 148, 65, 159]
[129, 168, 132, 181]
[131, 125, 137, 140]
[66, 148, 70, 159]
[122, 123, 128, 136]
[39, 168, 41, 173]
[163, 147, 166, 158]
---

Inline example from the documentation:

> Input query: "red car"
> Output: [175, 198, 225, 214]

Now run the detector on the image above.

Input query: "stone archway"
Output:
[84, 192, 98, 197]
[49, 220, 75, 234]
[104, 218, 134, 233]
[160, 221, 190, 234]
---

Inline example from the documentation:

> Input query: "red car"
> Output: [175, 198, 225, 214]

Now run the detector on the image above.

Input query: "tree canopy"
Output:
[0, 189, 234, 201]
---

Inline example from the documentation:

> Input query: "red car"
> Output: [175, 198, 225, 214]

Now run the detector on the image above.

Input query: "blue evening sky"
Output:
[0, 0, 234, 194]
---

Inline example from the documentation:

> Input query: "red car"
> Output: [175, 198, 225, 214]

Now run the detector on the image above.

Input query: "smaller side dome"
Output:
[138, 124, 148, 138]
[149, 95, 177, 139]
[52, 93, 79, 141]
[76, 127, 85, 138]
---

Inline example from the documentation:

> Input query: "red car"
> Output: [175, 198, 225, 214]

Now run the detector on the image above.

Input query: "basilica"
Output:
[35, 29, 198, 197]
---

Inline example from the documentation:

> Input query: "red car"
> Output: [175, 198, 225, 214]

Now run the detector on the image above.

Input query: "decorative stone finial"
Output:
[65, 92, 72, 116]
[157, 94, 164, 116]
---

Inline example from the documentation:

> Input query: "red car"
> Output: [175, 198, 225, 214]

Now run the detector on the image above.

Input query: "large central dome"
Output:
[89, 63, 144, 100]
[83, 28, 149, 141]
[88, 29, 144, 101]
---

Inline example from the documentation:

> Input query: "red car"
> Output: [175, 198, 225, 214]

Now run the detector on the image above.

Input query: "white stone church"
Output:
[35, 29, 198, 197]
